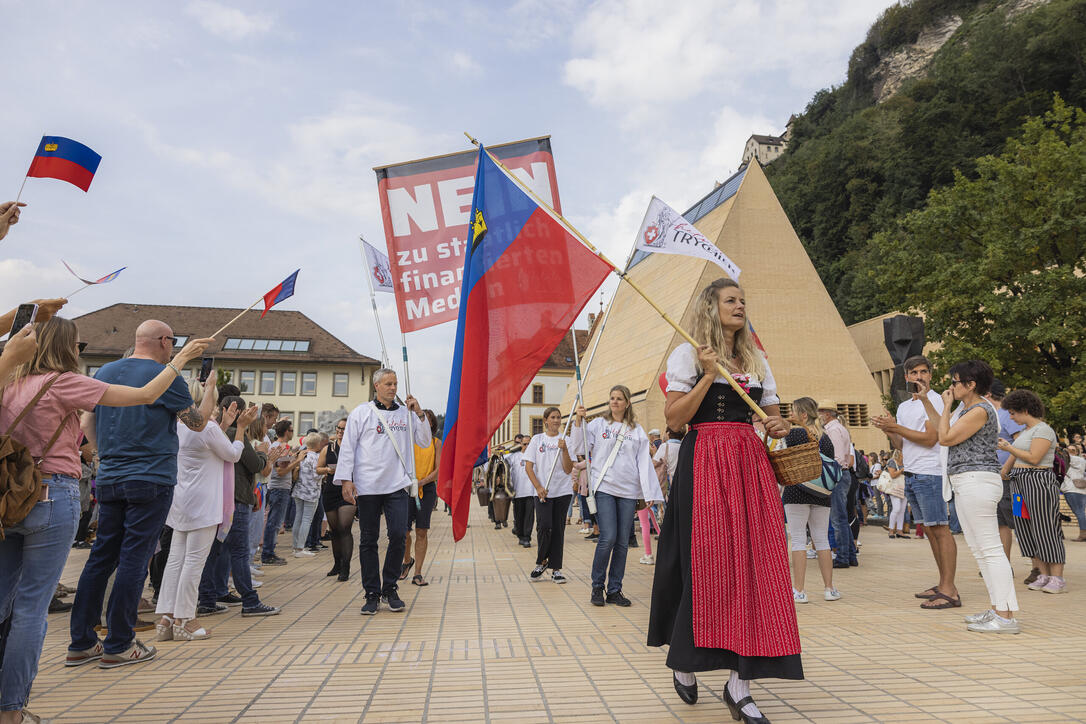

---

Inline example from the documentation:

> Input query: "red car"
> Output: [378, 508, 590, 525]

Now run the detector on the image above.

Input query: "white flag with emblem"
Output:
[362, 238, 395, 293]
[634, 196, 741, 281]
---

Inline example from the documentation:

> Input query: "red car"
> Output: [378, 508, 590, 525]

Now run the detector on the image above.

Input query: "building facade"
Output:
[742, 133, 788, 166]
[75, 303, 381, 433]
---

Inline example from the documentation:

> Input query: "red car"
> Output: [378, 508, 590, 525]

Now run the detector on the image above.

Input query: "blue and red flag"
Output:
[261, 270, 299, 318]
[438, 147, 612, 540]
[62, 260, 125, 286]
[26, 136, 101, 192]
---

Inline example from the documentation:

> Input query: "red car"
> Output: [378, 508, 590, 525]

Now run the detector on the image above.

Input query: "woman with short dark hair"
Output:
[998, 389, 1065, 594]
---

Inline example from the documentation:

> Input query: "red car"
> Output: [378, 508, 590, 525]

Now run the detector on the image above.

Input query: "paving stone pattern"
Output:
[30, 506, 1086, 722]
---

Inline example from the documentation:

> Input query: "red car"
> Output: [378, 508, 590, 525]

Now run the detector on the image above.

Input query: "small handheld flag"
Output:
[635, 196, 741, 280]
[261, 269, 300, 318]
[361, 239, 394, 293]
[26, 136, 102, 193]
[61, 260, 126, 298]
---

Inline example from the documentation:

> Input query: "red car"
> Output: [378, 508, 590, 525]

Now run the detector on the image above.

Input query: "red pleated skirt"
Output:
[690, 422, 801, 657]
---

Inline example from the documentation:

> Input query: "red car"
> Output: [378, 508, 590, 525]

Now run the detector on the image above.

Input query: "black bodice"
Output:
[689, 382, 764, 425]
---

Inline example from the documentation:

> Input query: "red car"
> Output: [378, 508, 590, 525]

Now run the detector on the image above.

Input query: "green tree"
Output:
[217, 368, 233, 388]
[870, 97, 1086, 427]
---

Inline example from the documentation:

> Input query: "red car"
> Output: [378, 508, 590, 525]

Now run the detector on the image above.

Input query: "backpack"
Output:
[0, 374, 71, 536]
[855, 455, 870, 479]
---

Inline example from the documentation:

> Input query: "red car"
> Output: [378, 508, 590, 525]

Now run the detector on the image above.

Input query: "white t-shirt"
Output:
[524, 432, 573, 498]
[664, 343, 779, 406]
[569, 418, 663, 502]
[896, 390, 944, 475]
[653, 439, 681, 484]
[505, 450, 535, 498]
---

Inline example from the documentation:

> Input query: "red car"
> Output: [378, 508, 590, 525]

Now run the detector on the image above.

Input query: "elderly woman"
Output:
[154, 378, 258, 641]
[648, 278, 794, 724]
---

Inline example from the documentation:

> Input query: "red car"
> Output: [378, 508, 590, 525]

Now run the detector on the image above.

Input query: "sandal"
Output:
[411, 574, 428, 586]
[399, 558, 414, 580]
[914, 585, 940, 599]
[920, 591, 961, 609]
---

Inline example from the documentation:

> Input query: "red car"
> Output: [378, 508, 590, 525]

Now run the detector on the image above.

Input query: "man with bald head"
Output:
[68, 320, 216, 668]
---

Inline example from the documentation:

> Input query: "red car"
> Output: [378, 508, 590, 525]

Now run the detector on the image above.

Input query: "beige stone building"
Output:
[76, 303, 381, 433]
[489, 329, 588, 450]
[560, 160, 888, 451]
[742, 133, 787, 166]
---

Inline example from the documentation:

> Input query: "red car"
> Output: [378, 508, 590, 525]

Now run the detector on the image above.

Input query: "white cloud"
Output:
[450, 51, 480, 73]
[185, 1, 273, 40]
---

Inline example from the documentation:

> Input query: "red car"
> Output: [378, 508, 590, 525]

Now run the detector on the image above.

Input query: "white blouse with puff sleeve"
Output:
[664, 343, 779, 407]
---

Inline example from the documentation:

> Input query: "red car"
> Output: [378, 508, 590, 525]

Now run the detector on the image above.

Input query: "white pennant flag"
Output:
[362, 238, 395, 293]
[634, 196, 741, 280]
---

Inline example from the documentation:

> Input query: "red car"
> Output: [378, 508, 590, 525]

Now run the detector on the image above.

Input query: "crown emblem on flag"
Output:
[44, 143, 58, 152]
[471, 209, 487, 248]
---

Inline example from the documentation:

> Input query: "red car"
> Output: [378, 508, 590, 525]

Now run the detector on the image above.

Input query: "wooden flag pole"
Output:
[463, 132, 768, 421]
[210, 297, 263, 339]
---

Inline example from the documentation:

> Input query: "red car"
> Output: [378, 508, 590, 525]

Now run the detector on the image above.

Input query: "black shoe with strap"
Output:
[672, 672, 697, 705]
[724, 684, 770, 723]
[605, 590, 631, 607]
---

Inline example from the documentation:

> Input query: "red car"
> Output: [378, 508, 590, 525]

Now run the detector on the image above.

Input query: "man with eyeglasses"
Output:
[69, 319, 217, 668]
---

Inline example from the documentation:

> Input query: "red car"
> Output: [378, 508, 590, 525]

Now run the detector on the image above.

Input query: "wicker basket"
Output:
[767, 440, 822, 487]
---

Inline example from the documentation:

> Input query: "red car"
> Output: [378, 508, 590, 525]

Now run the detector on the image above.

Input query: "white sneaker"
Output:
[293, 550, 315, 558]
[967, 615, 1020, 634]
[806, 549, 817, 559]
[964, 609, 995, 624]
[793, 590, 809, 604]
[639, 554, 655, 565]
[824, 587, 841, 601]
[251, 580, 263, 589]
[250, 566, 264, 577]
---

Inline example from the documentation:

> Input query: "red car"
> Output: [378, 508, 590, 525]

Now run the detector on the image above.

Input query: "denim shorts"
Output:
[904, 472, 948, 526]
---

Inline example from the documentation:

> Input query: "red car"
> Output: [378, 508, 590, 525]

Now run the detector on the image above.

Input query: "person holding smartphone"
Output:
[873, 355, 958, 609]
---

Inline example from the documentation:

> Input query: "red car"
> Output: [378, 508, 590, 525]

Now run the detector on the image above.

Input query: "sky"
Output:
[1, 0, 897, 412]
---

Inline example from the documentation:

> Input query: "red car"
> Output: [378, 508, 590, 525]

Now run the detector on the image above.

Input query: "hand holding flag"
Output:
[0, 202, 25, 242]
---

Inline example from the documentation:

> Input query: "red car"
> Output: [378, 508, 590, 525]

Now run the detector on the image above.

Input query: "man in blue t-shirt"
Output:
[68, 320, 216, 668]
[988, 379, 1025, 561]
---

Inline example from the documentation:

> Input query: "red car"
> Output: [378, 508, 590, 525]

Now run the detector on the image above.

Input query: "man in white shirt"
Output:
[506, 434, 535, 548]
[335, 369, 430, 615]
[818, 402, 857, 568]
[873, 355, 958, 608]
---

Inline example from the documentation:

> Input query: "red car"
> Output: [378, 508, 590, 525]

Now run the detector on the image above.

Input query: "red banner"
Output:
[374, 137, 562, 332]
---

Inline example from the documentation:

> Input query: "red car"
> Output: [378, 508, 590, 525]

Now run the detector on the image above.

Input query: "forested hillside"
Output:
[766, 0, 1086, 323]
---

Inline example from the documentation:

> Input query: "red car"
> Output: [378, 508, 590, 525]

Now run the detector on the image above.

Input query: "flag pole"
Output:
[64, 284, 90, 299]
[463, 132, 768, 421]
[13, 177, 28, 206]
[358, 235, 391, 368]
[209, 297, 262, 339]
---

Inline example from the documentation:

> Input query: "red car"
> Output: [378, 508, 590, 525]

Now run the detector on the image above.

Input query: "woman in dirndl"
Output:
[647, 278, 798, 724]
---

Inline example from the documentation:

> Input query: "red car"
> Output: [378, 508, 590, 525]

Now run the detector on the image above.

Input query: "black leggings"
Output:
[326, 504, 357, 574]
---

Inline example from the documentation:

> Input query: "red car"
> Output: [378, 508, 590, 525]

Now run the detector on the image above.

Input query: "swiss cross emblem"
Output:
[644, 225, 660, 244]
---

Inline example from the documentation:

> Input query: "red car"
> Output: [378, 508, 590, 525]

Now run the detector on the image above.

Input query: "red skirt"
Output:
[690, 423, 801, 656]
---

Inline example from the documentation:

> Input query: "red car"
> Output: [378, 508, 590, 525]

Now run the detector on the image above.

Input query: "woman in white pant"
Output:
[155, 381, 256, 641]
[885, 451, 907, 537]
[926, 360, 1019, 633]
[781, 397, 838, 603]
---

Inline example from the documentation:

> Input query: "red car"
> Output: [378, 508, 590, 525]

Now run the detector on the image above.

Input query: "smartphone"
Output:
[198, 356, 214, 383]
[9, 303, 37, 337]
[906, 381, 921, 394]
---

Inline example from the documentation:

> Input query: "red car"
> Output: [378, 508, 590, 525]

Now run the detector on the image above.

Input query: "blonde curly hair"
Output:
[691, 278, 767, 381]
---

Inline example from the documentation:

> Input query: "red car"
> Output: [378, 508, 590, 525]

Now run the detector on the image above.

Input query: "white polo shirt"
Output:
[334, 400, 431, 496]
[896, 390, 944, 475]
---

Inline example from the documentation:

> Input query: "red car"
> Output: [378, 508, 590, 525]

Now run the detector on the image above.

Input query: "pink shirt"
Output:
[823, 418, 852, 469]
[0, 371, 108, 478]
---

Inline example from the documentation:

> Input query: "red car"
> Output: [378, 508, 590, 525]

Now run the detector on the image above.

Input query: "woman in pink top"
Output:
[0, 317, 207, 723]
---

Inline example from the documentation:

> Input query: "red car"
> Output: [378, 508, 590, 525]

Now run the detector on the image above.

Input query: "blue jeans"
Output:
[904, 472, 948, 526]
[1065, 491, 1086, 532]
[198, 505, 260, 609]
[357, 489, 408, 597]
[0, 475, 79, 711]
[591, 492, 636, 594]
[948, 498, 963, 534]
[284, 496, 296, 530]
[830, 470, 857, 562]
[197, 537, 229, 608]
[70, 479, 173, 655]
[262, 488, 291, 559]
[292, 497, 318, 551]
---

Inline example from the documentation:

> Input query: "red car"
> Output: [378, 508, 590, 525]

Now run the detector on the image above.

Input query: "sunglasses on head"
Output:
[77, 341, 88, 353]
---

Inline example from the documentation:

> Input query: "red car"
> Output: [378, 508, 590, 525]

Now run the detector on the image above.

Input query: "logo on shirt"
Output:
[376, 420, 408, 435]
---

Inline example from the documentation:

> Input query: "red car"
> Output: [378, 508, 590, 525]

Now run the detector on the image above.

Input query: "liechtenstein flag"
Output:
[438, 147, 612, 541]
[26, 136, 101, 192]
[261, 270, 299, 318]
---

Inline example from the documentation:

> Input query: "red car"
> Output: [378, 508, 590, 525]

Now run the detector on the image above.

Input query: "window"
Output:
[86, 365, 101, 377]
[222, 338, 312, 352]
[837, 403, 870, 427]
[301, 372, 317, 396]
[180, 368, 193, 382]
[279, 411, 294, 426]
[239, 370, 256, 395]
[333, 373, 349, 397]
[280, 372, 297, 395]
[252, 339, 268, 351]
[299, 412, 315, 433]
[259, 371, 276, 395]
[532, 384, 544, 404]
[531, 417, 543, 436]
[173, 336, 188, 347]
[224, 338, 240, 350]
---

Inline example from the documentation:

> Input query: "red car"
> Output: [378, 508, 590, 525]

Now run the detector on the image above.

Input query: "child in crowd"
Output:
[291, 434, 322, 558]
